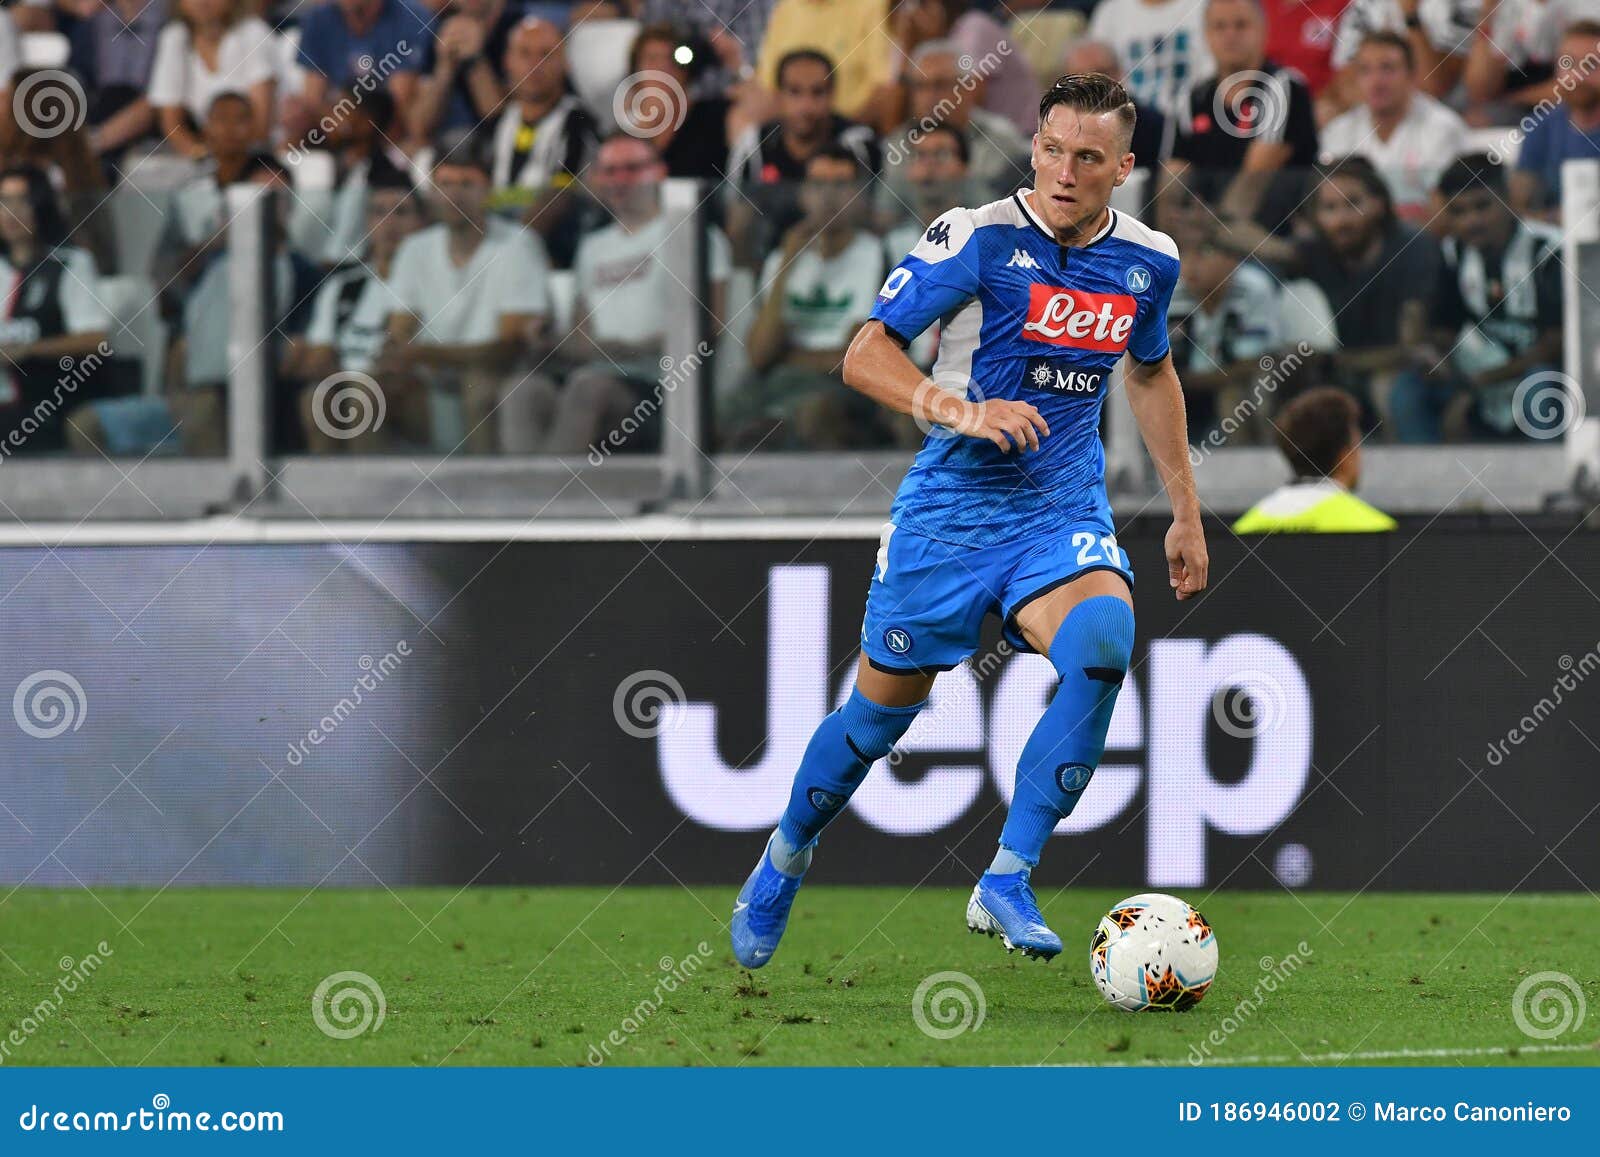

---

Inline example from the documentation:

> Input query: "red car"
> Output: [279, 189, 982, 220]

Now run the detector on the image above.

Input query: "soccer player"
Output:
[730, 74, 1209, 967]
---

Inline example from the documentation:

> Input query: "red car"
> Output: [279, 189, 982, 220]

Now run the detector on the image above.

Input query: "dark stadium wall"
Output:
[3, 521, 1597, 891]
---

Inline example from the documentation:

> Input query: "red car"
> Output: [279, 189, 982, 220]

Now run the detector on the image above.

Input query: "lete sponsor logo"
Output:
[1020, 285, 1137, 352]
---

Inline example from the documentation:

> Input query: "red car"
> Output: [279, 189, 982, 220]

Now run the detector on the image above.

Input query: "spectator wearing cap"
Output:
[370, 143, 558, 454]
[1233, 387, 1396, 533]
[147, 0, 277, 159]
[1319, 31, 1467, 223]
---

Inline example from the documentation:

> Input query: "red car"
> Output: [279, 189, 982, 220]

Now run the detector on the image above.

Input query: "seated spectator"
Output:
[1396, 153, 1567, 440]
[544, 134, 731, 455]
[1511, 20, 1600, 215]
[620, 22, 735, 180]
[912, 0, 1042, 137]
[1329, 0, 1483, 107]
[1061, 39, 1173, 173]
[756, 0, 895, 125]
[1263, 0, 1347, 103]
[1165, 0, 1319, 227]
[1232, 386, 1396, 533]
[1319, 31, 1467, 223]
[148, 0, 278, 158]
[883, 122, 971, 373]
[292, 173, 423, 451]
[161, 91, 257, 283]
[1166, 236, 1337, 444]
[1213, 157, 1442, 432]
[0, 68, 115, 271]
[1088, 0, 1214, 115]
[371, 141, 557, 454]
[0, 165, 118, 455]
[69, 0, 168, 164]
[296, 0, 430, 138]
[411, 0, 527, 140]
[301, 84, 415, 265]
[71, 154, 321, 456]
[727, 49, 880, 262]
[489, 13, 597, 255]
[885, 40, 1030, 204]
[733, 145, 889, 448]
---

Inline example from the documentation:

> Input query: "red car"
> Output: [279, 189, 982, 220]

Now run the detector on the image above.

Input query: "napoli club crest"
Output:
[883, 628, 914, 655]
[1125, 266, 1152, 293]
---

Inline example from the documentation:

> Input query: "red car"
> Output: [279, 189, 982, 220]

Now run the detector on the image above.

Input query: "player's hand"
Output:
[1166, 517, 1209, 601]
[949, 398, 1050, 453]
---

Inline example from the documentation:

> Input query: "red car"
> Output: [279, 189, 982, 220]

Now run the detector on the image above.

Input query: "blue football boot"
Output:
[966, 870, 1062, 960]
[730, 837, 807, 968]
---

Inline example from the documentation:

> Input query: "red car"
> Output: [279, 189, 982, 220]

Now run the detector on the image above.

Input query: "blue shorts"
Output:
[859, 518, 1134, 673]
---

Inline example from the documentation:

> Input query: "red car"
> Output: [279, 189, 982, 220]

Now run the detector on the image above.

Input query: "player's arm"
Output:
[1124, 352, 1209, 600]
[843, 321, 1049, 453]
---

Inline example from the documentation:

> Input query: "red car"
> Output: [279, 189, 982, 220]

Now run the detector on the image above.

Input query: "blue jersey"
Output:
[870, 191, 1180, 548]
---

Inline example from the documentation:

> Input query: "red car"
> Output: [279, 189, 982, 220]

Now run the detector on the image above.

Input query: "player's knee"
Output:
[1049, 595, 1134, 682]
[838, 685, 926, 763]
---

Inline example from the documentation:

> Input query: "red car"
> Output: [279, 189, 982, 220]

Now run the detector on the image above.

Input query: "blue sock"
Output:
[998, 595, 1134, 866]
[776, 686, 925, 852]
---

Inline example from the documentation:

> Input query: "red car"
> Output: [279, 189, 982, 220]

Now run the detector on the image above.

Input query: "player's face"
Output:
[1204, 0, 1265, 74]
[1031, 105, 1133, 238]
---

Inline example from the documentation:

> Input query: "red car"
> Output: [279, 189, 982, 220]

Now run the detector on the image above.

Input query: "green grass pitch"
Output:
[2, 888, 1596, 1067]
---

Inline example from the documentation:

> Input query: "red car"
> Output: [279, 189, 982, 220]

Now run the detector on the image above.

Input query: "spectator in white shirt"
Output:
[547, 133, 731, 456]
[1088, 0, 1215, 115]
[1320, 31, 1468, 222]
[373, 141, 557, 454]
[147, 0, 278, 158]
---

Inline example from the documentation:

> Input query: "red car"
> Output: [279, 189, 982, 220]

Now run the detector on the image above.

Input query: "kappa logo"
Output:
[925, 221, 952, 249]
[1007, 248, 1041, 270]
[1020, 284, 1138, 352]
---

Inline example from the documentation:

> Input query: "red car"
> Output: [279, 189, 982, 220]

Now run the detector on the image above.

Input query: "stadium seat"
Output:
[20, 31, 70, 69]
[566, 19, 639, 132]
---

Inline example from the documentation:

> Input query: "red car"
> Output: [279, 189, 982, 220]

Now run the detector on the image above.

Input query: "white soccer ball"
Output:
[1089, 892, 1218, 1011]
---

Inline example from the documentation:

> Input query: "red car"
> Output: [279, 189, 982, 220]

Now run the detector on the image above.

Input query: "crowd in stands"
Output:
[0, 0, 1593, 456]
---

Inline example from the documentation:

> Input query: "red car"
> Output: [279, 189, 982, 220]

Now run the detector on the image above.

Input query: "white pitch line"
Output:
[1042, 1041, 1598, 1067]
